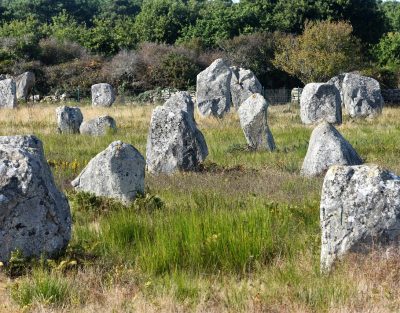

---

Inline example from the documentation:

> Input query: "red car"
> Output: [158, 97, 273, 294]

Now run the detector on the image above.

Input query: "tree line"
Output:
[0, 0, 399, 95]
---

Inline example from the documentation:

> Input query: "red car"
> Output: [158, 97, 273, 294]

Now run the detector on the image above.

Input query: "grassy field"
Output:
[1, 102, 400, 312]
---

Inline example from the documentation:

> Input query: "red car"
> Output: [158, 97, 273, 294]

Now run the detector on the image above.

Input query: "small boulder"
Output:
[300, 83, 342, 125]
[196, 58, 232, 118]
[342, 73, 383, 118]
[0, 135, 71, 262]
[238, 93, 275, 151]
[91, 83, 116, 107]
[56, 106, 83, 134]
[0, 79, 17, 108]
[15, 71, 35, 100]
[71, 141, 145, 204]
[146, 103, 208, 174]
[80, 116, 117, 136]
[301, 122, 362, 177]
[230, 66, 263, 108]
[320, 165, 400, 272]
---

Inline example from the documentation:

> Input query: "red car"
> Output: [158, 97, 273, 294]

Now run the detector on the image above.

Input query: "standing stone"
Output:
[80, 116, 117, 136]
[146, 103, 208, 174]
[342, 73, 384, 118]
[301, 122, 362, 177]
[71, 141, 145, 204]
[91, 83, 116, 107]
[238, 93, 275, 151]
[320, 165, 400, 272]
[300, 83, 342, 125]
[56, 106, 83, 134]
[15, 71, 35, 100]
[196, 59, 232, 118]
[0, 135, 71, 262]
[164, 91, 195, 121]
[230, 66, 263, 108]
[0, 79, 17, 109]
[327, 73, 346, 105]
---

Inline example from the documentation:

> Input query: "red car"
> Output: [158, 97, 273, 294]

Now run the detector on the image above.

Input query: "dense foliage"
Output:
[0, 0, 399, 92]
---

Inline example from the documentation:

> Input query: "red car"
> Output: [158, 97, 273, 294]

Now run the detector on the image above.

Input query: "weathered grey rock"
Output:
[56, 106, 83, 134]
[342, 73, 384, 118]
[300, 83, 342, 124]
[71, 141, 145, 204]
[0, 74, 12, 81]
[91, 83, 116, 107]
[0, 79, 17, 108]
[238, 93, 275, 151]
[0, 135, 71, 262]
[15, 71, 35, 100]
[301, 122, 362, 177]
[196, 58, 232, 118]
[164, 91, 195, 121]
[320, 165, 400, 272]
[80, 116, 117, 136]
[327, 73, 346, 105]
[146, 104, 208, 174]
[230, 66, 263, 107]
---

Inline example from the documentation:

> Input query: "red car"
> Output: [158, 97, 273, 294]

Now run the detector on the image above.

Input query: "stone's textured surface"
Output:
[0, 79, 17, 108]
[71, 141, 145, 203]
[230, 66, 263, 108]
[56, 106, 83, 134]
[300, 83, 342, 124]
[146, 105, 208, 174]
[15, 71, 35, 100]
[164, 91, 195, 120]
[342, 73, 384, 118]
[320, 165, 400, 272]
[238, 93, 275, 151]
[196, 58, 232, 118]
[327, 74, 346, 105]
[301, 122, 362, 177]
[80, 116, 117, 136]
[0, 135, 71, 262]
[91, 83, 116, 107]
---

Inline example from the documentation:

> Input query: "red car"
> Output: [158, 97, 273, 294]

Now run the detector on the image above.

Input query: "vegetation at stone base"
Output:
[0, 1, 400, 94]
[1, 103, 400, 312]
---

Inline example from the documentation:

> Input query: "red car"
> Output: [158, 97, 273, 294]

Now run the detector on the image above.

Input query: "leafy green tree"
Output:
[381, 1, 400, 32]
[274, 20, 363, 83]
[374, 32, 400, 68]
[44, 11, 88, 44]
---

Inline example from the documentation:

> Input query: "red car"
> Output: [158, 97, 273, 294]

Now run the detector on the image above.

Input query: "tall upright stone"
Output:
[300, 83, 342, 125]
[91, 83, 116, 107]
[15, 71, 35, 100]
[0, 79, 17, 109]
[146, 98, 208, 174]
[72, 141, 145, 204]
[56, 106, 83, 134]
[342, 73, 384, 118]
[230, 66, 263, 108]
[0, 135, 71, 262]
[321, 165, 400, 272]
[301, 122, 362, 177]
[196, 58, 232, 118]
[238, 93, 275, 151]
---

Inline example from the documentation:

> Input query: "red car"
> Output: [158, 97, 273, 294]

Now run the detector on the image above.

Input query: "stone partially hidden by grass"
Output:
[1, 103, 400, 312]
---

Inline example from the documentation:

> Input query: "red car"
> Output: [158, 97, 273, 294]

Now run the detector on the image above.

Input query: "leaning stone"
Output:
[146, 105, 208, 174]
[230, 66, 263, 108]
[15, 71, 35, 100]
[320, 165, 400, 272]
[196, 58, 232, 118]
[91, 83, 116, 107]
[71, 141, 145, 204]
[80, 116, 117, 136]
[238, 93, 275, 151]
[342, 73, 384, 118]
[0, 135, 71, 262]
[56, 106, 83, 134]
[300, 83, 342, 125]
[0, 79, 17, 108]
[301, 122, 362, 177]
